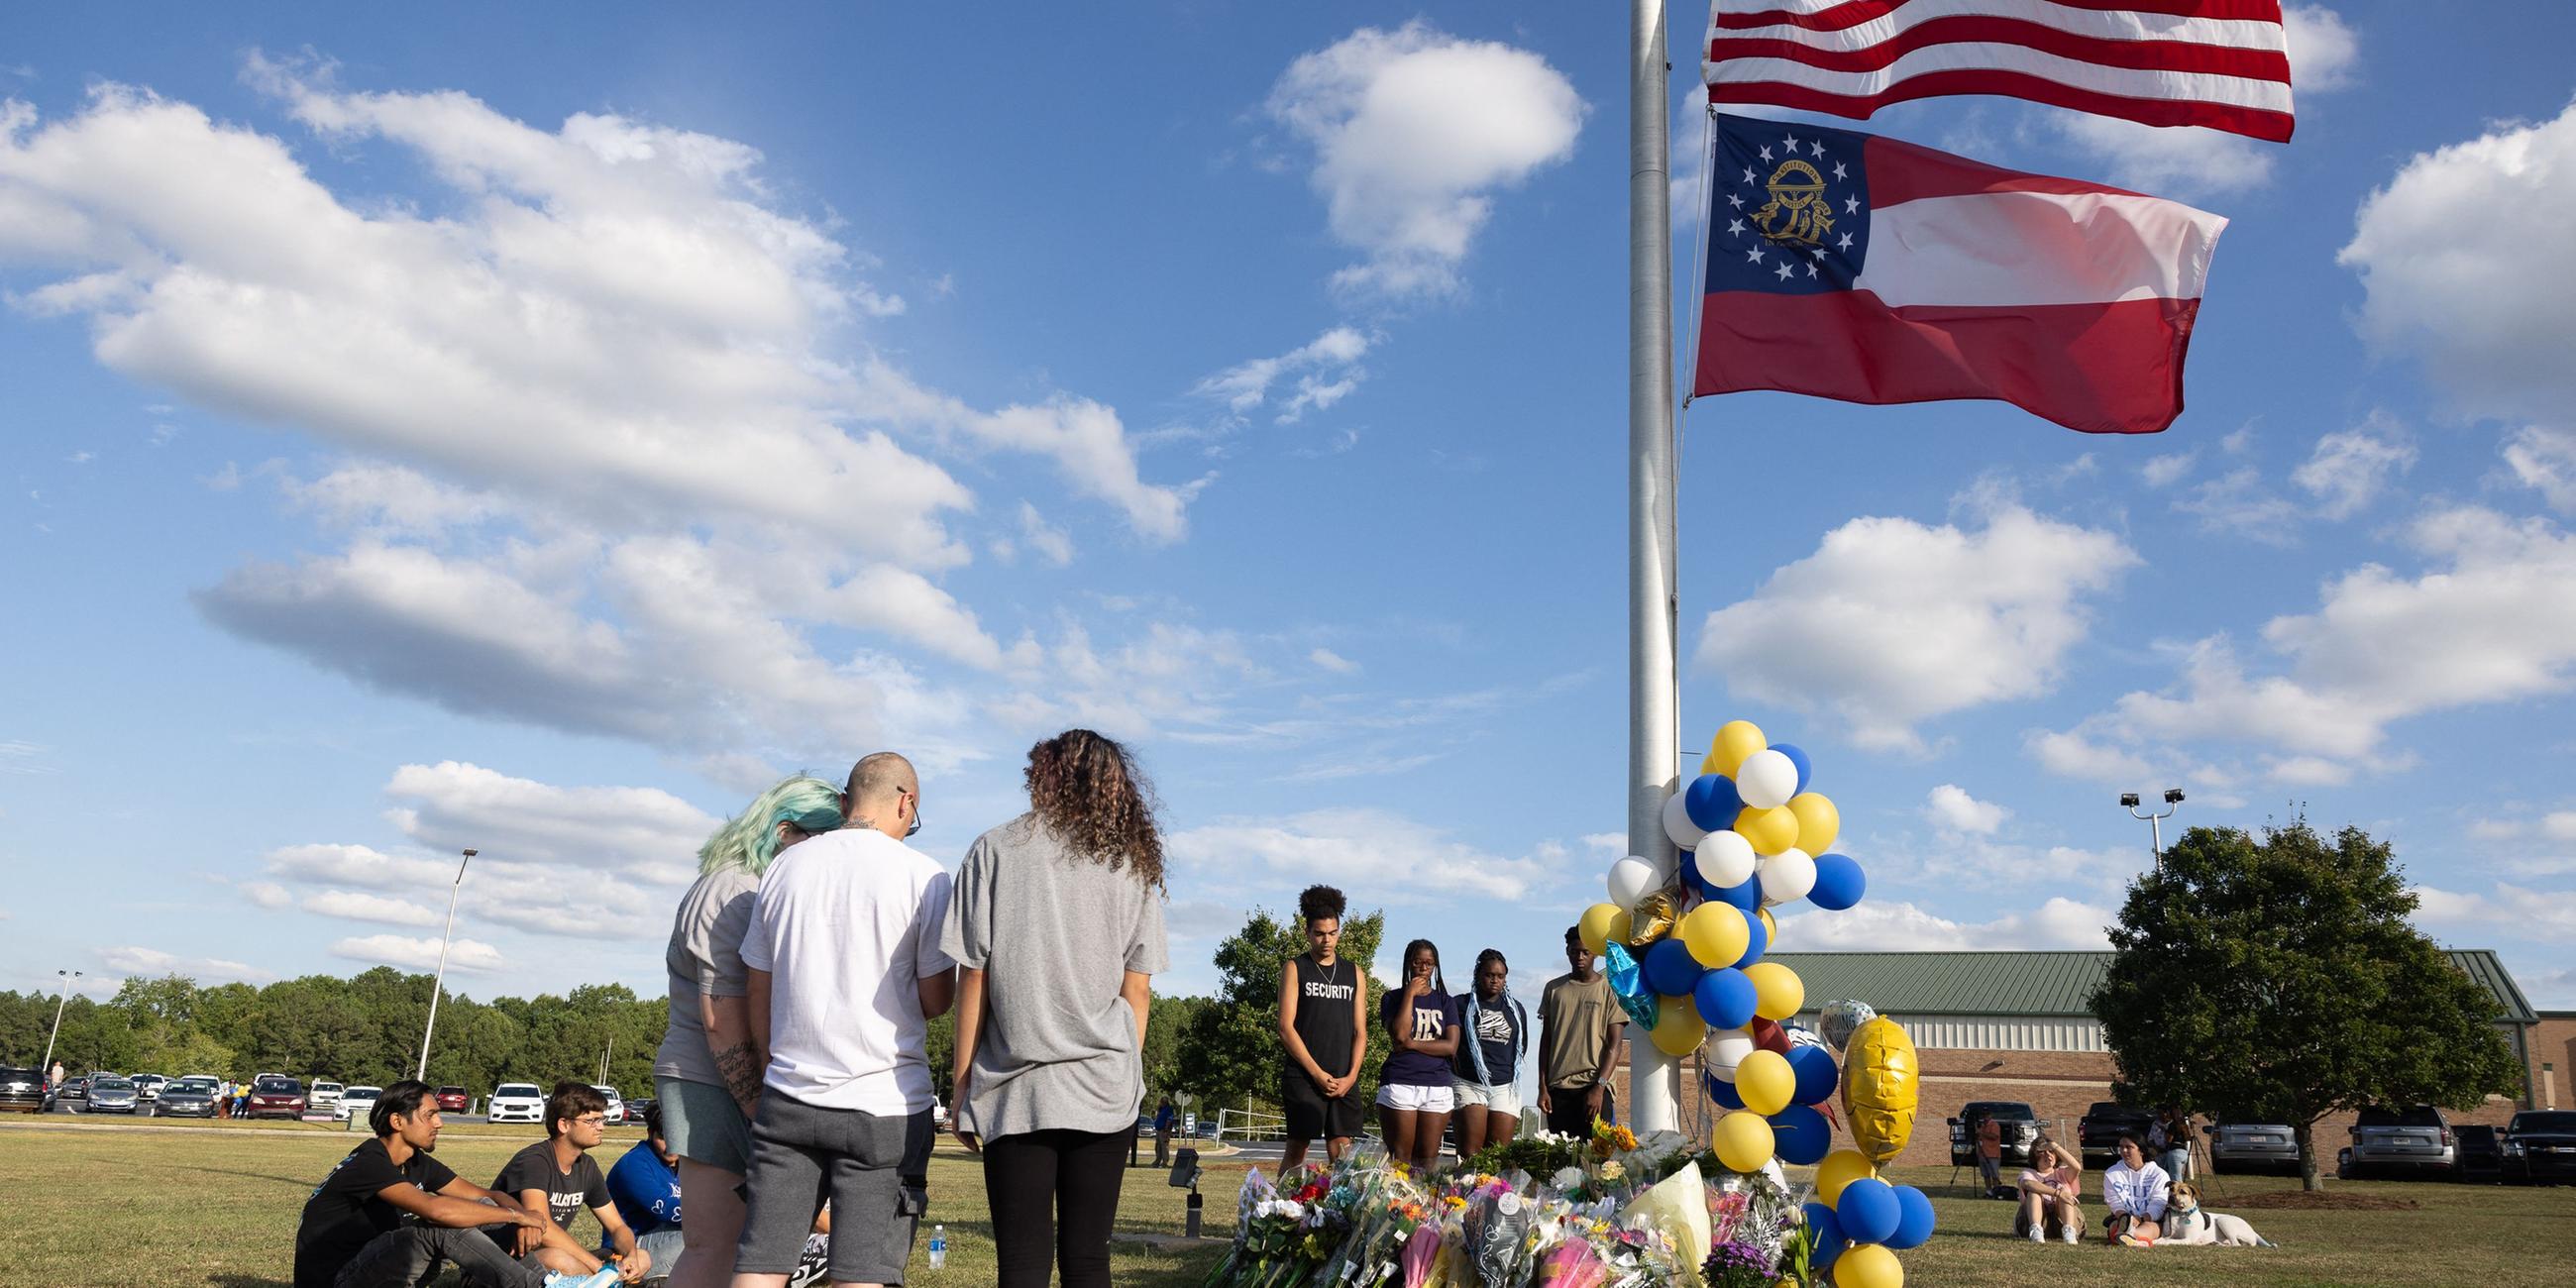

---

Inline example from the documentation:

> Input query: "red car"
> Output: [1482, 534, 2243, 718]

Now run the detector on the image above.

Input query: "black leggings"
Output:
[982, 1127, 1129, 1288]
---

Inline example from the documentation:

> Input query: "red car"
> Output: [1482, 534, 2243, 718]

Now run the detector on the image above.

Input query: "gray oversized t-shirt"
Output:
[654, 865, 760, 1087]
[938, 813, 1168, 1140]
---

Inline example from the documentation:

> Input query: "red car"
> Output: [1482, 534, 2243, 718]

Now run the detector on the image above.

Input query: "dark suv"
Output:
[2502, 1109, 2576, 1184]
[1949, 1101, 2041, 1168]
[0, 1067, 43, 1114]
[2343, 1105, 2453, 1178]
[2079, 1102, 2157, 1165]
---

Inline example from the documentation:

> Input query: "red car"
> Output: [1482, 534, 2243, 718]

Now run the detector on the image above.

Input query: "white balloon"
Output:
[1663, 792, 1708, 850]
[1608, 856, 1661, 910]
[1706, 1028, 1756, 1082]
[1758, 847, 1817, 907]
[1736, 749, 1799, 809]
[1699, 830, 1758, 889]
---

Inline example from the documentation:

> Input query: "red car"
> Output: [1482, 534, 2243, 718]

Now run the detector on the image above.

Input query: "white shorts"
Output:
[1449, 1079, 1523, 1117]
[1374, 1082, 1455, 1114]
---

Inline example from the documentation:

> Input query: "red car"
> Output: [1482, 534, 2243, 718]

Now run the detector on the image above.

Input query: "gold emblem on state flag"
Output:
[1753, 159, 1834, 249]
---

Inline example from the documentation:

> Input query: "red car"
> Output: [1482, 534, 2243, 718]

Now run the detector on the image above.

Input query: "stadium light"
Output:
[415, 850, 476, 1082]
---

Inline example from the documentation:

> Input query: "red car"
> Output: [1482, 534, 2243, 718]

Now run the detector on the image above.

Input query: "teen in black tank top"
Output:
[1287, 953, 1357, 1080]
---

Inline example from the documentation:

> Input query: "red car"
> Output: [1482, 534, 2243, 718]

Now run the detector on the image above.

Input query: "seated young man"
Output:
[291, 1080, 620, 1288]
[488, 1082, 652, 1283]
[601, 1103, 835, 1288]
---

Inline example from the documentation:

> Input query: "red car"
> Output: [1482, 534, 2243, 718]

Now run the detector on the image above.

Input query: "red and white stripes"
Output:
[1705, 0, 2296, 142]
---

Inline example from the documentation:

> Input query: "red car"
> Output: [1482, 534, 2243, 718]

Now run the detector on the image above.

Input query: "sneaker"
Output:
[2028, 1224, 2046, 1243]
[542, 1270, 622, 1288]
[2062, 1224, 2080, 1244]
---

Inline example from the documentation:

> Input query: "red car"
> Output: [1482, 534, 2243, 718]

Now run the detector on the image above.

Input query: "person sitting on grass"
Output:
[2158, 1182, 2275, 1248]
[291, 1079, 621, 1288]
[2014, 1138, 2084, 1244]
[2101, 1134, 2170, 1245]
[488, 1081, 652, 1283]
[599, 1103, 835, 1287]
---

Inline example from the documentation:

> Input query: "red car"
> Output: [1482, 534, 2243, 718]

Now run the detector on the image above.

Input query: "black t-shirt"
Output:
[1286, 954, 1359, 1082]
[489, 1139, 609, 1243]
[293, 1137, 459, 1288]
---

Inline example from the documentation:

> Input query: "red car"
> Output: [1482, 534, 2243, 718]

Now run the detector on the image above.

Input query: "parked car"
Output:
[2078, 1102, 2157, 1164]
[2501, 1109, 2576, 1185]
[56, 1075, 89, 1103]
[1947, 1101, 2041, 1168]
[2342, 1104, 2454, 1179]
[625, 1095, 658, 1126]
[341, 1085, 382, 1126]
[2209, 1121, 2301, 1174]
[591, 1085, 626, 1126]
[0, 1066, 44, 1114]
[2453, 1124, 2506, 1183]
[487, 1083, 546, 1125]
[87, 1075, 141, 1115]
[158, 1076, 221, 1119]
[434, 1086, 472, 1114]
[309, 1081, 345, 1115]
[132, 1074, 169, 1102]
[246, 1075, 308, 1121]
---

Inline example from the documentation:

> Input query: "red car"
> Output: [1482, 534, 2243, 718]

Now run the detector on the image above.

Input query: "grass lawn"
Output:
[4, 1121, 2570, 1286]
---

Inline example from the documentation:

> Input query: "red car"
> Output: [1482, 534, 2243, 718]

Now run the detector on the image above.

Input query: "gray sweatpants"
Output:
[331, 1223, 545, 1288]
[736, 1092, 934, 1285]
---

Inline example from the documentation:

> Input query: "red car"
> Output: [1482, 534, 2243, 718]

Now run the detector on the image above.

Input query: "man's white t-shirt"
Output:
[740, 827, 955, 1115]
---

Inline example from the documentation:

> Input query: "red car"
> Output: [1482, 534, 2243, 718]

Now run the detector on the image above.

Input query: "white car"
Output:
[310, 1081, 346, 1117]
[592, 1085, 625, 1126]
[340, 1086, 382, 1126]
[487, 1083, 547, 1125]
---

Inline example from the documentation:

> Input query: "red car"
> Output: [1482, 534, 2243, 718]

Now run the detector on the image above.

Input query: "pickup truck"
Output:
[1948, 1101, 2042, 1169]
[2078, 1102, 2157, 1164]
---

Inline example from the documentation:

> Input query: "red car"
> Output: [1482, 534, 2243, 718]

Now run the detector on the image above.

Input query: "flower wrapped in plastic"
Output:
[1530, 1237, 1608, 1288]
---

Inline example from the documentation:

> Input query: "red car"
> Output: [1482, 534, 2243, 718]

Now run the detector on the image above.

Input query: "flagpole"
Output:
[1627, 0, 1681, 1136]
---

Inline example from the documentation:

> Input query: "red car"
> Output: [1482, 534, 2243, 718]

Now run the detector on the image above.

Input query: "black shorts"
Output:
[1280, 1070, 1361, 1142]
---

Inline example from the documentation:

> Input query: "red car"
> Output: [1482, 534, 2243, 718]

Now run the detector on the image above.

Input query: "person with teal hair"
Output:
[649, 775, 841, 1288]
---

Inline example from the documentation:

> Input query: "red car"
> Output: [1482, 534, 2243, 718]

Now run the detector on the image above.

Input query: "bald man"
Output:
[733, 753, 957, 1288]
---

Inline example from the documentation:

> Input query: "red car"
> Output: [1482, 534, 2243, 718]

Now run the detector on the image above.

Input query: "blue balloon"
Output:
[1771, 1104, 1831, 1165]
[1885, 1185, 1936, 1250]
[1683, 773, 1746, 831]
[1643, 937, 1704, 998]
[1735, 907, 1769, 968]
[1771, 743, 1813, 795]
[1706, 1070, 1744, 1110]
[1678, 849, 1701, 892]
[1808, 852, 1868, 911]
[1801, 1203, 1845, 1269]
[1712, 875, 1761, 912]
[1787, 1043, 1839, 1105]
[1837, 1177, 1900, 1245]
[1694, 966, 1758, 1029]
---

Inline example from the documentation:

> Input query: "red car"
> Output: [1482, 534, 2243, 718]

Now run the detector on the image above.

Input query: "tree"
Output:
[2092, 822, 2522, 1190]
[1176, 905, 1384, 1115]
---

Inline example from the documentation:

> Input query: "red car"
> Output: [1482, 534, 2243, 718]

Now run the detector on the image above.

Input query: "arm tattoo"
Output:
[713, 1041, 763, 1113]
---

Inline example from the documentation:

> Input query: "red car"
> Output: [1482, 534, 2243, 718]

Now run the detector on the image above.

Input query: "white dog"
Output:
[2160, 1185, 2274, 1247]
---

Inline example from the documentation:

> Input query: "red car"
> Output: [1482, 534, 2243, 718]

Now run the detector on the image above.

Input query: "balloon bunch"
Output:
[1580, 719, 1929, 1285]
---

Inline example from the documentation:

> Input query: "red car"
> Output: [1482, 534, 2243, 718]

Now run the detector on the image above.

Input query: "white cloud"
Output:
[329, 933, 505, 973]
[1016, 502, 1074, 567]
[1310, 647, 1360, 675]
[2340, 99, 2576, 422]
[302, 889, 442, 927]
[96, 945, 276, 984]
[2285, 4, 2363, 93]
[1924, 785, 2010, 835]
[2412, 884, 2576, 939]
[2174, 468, 2303, 544]
[281, 462, 502, 535]
[2140, 452, 2197, 488]
[2026, 728, 2155, 783]
[2504, 425, 2576, 515]
[2292, 416, 2416, 520]
[1169, 808, 1560, 903]
[1694, 501, 2137, 750]
[1774, 897, 2113, 951]
[1268, 23, 1583, 298]
[382, 761, 718, 884]
[264, 842, 456, 890]
[1193, 327, 1372, 424]
[241, 881, 292, 910]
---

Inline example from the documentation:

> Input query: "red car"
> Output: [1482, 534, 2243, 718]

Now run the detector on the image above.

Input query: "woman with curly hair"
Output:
[650, 774, 842, 1288]
[940, 729, 1169, 1288]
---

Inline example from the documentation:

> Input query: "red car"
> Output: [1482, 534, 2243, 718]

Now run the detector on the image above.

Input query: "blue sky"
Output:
[6, 3, 2575, 1030]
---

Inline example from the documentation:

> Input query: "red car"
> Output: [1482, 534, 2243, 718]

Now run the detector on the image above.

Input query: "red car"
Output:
[434, 1086, 472, 1114]
[246, 1075, 307, 1120]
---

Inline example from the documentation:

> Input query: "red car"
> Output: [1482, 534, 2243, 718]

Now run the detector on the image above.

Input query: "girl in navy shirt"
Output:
[1374, 938, 1459, 1172]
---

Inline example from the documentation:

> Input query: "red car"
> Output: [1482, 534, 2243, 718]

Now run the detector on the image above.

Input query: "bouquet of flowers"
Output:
[1205, 1163, 1340, 1288]
[1319, 1153, 1433, 1288]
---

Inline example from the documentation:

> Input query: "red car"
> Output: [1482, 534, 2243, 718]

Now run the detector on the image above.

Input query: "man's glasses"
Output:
[572, 1115, 608, 1127]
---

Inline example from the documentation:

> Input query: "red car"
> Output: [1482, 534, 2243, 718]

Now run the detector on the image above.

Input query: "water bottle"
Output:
[927, 1225, 946, 1270]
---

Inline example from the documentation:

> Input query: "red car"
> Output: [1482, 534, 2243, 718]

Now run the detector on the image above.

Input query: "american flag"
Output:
[1704, 0, 2296, 142]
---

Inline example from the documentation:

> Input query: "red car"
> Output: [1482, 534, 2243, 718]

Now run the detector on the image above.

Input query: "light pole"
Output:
[41, 969, 81, 1082]
[2121, 790, 2186, 866]
[415, 849, 475, 1082]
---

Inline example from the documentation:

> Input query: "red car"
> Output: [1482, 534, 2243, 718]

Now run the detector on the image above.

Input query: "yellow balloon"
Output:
[1733, 805, 1799, 855]
[1836, 1242, 1904, 1288]
[1680, 903, 1751, 968]
[1841, 1017, 1921, 1166]
[1699, 748, 1725, 776]
[1815, 1148, 1876, 1206]
[1757, 906, 1777, 944]
[1708, 719, 1767, 778]
[1712, 1109, 1775, 1174]
[1787, 792, 1840, 854]
[1735, 1048, 1794, 1115]
[1578, 903, 1631, 957]
[1651, 994, 1707, 1057]
[1744, 961, 1805, 1021]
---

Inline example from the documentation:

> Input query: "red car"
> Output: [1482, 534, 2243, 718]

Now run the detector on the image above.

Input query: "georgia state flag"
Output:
[1692, 114, 2226, 435]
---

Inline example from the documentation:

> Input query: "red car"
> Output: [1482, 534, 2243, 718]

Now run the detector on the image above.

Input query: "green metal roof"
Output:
[1769, 949, 2536, 1022]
